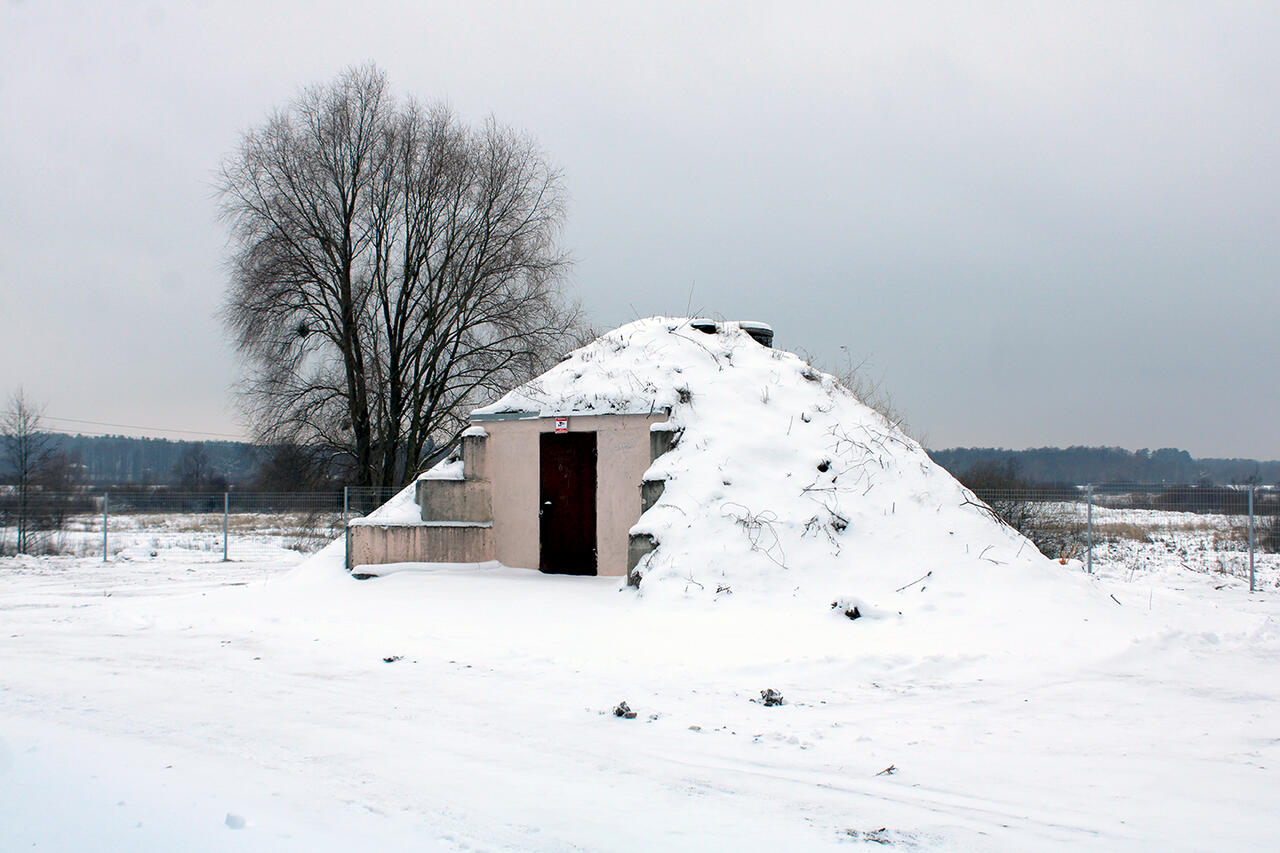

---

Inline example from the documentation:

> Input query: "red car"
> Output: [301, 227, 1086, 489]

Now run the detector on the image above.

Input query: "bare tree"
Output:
[173, 442, 218, 492]
[219, 65, 579, 487]
[252, 443, 338, 493]
[2, 389, 56, 554]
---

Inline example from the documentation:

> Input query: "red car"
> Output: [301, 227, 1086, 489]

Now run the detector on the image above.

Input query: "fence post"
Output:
[1248, 483, 1256, 594]
[223, 492, 230, 562]
[17, 479, 27, 554]
[1086, 484, 1094, 574]
[102, 492, 109, 563]
[343, 486, 350, 571]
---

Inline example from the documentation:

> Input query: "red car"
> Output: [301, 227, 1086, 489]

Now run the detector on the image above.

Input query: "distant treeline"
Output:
[7, 434, 1278, 490]
[929, 445, 1280, 486]
[3, 433, 377, 491]
[43, 434, 259, 486]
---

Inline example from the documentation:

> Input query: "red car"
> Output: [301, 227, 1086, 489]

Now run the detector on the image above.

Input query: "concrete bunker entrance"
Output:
[539, 431, 597, 575]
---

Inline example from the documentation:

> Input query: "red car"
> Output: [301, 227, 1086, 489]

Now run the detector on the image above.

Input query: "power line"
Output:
[43, 414, 247, 441]
[41, 425, 230, 442]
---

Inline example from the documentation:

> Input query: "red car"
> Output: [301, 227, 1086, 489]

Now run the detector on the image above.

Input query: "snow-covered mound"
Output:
[481, 317, 1101, 618]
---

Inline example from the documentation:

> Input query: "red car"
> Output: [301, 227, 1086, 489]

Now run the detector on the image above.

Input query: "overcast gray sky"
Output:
[2, 1, 1276, 456]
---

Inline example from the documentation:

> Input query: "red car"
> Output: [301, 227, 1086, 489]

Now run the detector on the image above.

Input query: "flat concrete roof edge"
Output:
[349, 519, 494, 529]
[470, 407, 672, 422]
[469, 411, 541, 422]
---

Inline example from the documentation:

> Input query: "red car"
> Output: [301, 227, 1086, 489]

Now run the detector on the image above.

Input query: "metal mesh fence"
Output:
[1, 483, 1276, 590]
[0, 486, 403, 560]
[963, 483, 1278, 591]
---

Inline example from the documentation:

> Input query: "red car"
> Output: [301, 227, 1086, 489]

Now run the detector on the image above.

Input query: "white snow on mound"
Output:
[482, 317, 1110, 618]
[349, 459, 467, 527]
[348, 482, 420, 526]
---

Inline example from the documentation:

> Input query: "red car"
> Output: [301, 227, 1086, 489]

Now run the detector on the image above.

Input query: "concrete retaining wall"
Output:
[348, 522, 493, 570]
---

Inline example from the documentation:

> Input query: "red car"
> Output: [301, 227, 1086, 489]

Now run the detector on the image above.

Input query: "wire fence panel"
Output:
[0, 487, 405, 560]
[960, 486, 1093, 561]
[2, 483, 1277, 589]
[963, 483, 1279, 590]
[0, 489, 100, 557]
[343, 486, 405, 517]
[1094, 485, 1277, 589]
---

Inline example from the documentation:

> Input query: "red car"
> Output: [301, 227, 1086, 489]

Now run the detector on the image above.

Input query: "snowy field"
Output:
[2, 520, 1279, 851]
[1089, 504, 1278, 584]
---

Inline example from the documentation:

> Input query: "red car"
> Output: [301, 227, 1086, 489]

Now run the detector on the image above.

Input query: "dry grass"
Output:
[1094, 521, 1155, 543]
[1092, 514, 1251, 546]
[101, 511, 343, 536]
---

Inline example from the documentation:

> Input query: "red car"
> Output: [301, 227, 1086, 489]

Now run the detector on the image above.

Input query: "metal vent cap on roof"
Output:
[688, 318, 774, 348]
[738, 321, 774, 348]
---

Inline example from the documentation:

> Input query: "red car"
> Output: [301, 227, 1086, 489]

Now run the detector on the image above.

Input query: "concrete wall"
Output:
[348, 522, 493, 569]
[484, 412, 666, 576]
[416, 479, 492, 523]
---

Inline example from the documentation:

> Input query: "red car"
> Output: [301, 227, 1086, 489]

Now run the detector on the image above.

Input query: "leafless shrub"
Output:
[721, 501, 787, 568]
[1263, 514, 1280, 554]
[808, 347, 912, 437]
[959, 460, 1088, 560]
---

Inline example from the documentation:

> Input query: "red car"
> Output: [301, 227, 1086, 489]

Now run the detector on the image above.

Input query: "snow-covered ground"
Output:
[3, 306, 1276, 853]
[3, 528, 1279, 851]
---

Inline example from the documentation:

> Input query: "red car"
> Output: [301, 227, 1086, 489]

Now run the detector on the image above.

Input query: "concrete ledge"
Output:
[641, 479, 665, 514]
[627, 533, 656, 587]
[348, 521, 494, 569]
[460, 432, 489, 481]
[416, 479, 493, 522]
[650, 427, 680, 462]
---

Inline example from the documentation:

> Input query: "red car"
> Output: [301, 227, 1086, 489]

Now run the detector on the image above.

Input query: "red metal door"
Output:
[539, 432, 597, 575]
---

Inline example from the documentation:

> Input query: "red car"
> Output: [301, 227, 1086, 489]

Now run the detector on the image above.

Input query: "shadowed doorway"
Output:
[539, 432, 597, 575]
